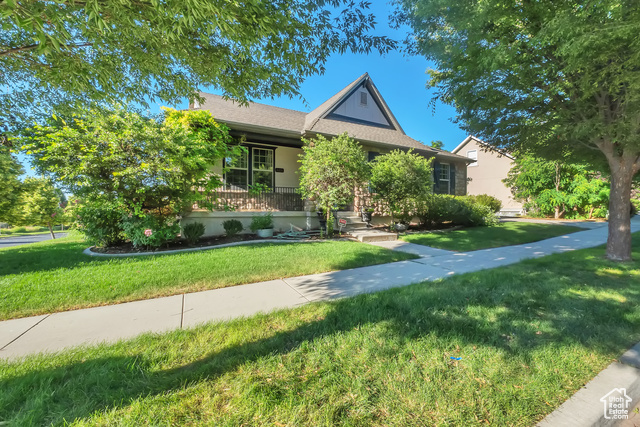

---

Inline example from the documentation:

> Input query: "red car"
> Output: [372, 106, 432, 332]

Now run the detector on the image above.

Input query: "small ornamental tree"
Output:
[18, 177, 64, 239]
[17, 107, 237, 246]
[370, 149, 434, 225]
[298, 133, 370, 227]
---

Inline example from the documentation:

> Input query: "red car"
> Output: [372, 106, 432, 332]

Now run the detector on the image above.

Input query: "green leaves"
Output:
[16, 106, 233, 219]
[1, 0, 396, 130]
[298, 133, 369, 213]
[369, 149, 434, 220]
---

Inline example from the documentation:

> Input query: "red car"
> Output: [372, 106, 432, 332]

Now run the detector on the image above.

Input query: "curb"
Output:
[82, 237, 354, 258]
[538, 341, 640, 426]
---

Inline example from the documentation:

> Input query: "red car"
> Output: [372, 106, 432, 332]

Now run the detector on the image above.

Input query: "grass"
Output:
[401, 221, 584, 251]
[0, 232, 415, 320]
[1, 234, 639, 425]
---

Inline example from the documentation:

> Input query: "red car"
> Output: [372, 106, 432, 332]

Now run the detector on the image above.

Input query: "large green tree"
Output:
[1, 0, 394, 132]
[396, 0, 640, 261]
[0, 147, 23, 224]
[19, 107, 236, 217]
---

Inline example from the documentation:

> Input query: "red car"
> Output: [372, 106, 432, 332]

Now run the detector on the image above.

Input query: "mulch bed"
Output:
[90, 231, 346, 255]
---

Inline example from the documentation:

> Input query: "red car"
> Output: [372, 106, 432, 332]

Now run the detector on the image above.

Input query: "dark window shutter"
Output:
[449, 163, 456, 195]
[433, 160, 441, 192]
[368, 151, 380, 162]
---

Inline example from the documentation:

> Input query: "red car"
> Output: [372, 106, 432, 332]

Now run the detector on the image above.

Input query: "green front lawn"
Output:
[402, 221, 584, 251]
[2, 235, 639, 426]
[0, 233, 415, 320]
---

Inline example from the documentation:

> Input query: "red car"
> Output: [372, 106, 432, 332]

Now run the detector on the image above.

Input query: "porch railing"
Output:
[203, 186, 305, 211]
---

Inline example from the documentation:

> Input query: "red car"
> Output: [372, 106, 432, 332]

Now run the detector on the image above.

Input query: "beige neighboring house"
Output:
[183, 72, 471, 235]
[452, 135, 523, 216]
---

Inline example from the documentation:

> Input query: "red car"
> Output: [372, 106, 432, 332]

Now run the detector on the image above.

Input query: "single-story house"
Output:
[184, 73, 471, 235]
[452, 135, 523, 216]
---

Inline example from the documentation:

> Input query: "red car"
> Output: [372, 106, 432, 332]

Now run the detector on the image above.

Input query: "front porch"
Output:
[204, 186, 306, 212]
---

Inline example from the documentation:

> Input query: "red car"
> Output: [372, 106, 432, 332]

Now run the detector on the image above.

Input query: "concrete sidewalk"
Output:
[2, 218, 637, 361]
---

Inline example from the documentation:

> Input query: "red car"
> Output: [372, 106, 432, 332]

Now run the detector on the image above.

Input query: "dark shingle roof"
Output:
[195, 75, 470, 163]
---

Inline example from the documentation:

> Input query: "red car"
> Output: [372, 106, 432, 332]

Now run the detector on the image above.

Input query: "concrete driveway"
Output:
[0, 233, 68, 249]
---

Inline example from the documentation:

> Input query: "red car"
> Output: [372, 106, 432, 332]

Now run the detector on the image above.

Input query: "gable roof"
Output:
[452, 135, 515, 160]
[195, 74, 471, 163]
[303, 72, 405, 133]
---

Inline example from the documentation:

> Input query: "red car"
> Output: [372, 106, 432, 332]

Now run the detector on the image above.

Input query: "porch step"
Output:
[349, 229, 398, 243]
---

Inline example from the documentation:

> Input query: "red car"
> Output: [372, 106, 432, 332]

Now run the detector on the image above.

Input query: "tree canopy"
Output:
[395, 0, 640, 260]
[18, 107, 236, 216]
[1, 0, 395, 132]
[15, 177, 64, 238]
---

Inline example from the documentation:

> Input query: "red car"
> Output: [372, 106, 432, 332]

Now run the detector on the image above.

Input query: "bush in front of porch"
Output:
[298, 133, 369, 234]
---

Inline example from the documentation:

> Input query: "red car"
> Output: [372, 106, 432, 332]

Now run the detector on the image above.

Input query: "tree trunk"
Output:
[48, 221, 56, 239]
[606, 161, 634, 261]
[554, 162, 562, 219]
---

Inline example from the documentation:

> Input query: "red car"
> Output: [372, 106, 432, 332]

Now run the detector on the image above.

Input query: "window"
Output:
[225, 150, 248, 189]
[360, 91, 368, 106]
[252, 148, 274, 188]
[439, 163, 450, 194]
[467, 150, 478, 166]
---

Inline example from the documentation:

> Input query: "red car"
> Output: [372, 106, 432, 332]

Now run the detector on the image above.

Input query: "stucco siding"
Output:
[463, 139, 522, 212]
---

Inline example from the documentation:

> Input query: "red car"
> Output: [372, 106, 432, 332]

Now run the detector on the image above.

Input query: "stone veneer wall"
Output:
[454, 160, 468, 196]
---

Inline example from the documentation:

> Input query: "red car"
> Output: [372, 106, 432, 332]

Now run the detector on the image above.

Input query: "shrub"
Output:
[467, 194, 502, 213]
[223, 219, 244, 237]
[298, 133, 370, 225]
[416, 194, 498, 228]
[182, 222, 206, 245]
[249, 213, 274, 232]
[369, 149, 434, 224]
[121, 214, 180, 249]
[76, 201, 127, 247]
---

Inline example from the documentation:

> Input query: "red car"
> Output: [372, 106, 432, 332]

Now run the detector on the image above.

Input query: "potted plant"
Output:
[250, 213, 274, 238]
[361, 206, 374, 224]
[316, 207, 327, 231]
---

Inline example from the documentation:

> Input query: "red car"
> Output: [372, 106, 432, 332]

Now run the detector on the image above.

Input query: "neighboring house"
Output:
[185, 73, 471, 235]
[452, 135, 523, 216]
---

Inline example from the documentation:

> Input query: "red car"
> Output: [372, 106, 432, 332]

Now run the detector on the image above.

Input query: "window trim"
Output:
[224, 145, 276, 189]
[439, 162, 451, 194]
[467, 150, 478, 167]
[251, 147, 275, 188]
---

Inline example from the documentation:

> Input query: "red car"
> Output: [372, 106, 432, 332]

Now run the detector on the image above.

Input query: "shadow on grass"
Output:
[1, 245, 639, 425]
